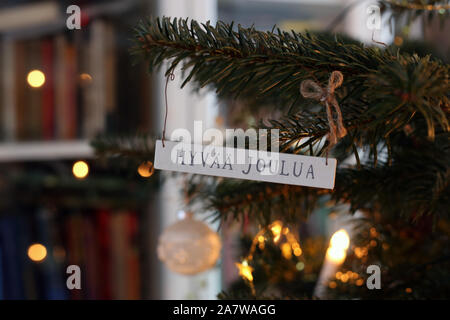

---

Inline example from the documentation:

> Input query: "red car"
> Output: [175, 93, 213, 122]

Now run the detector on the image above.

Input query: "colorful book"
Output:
[41, 38, 55, 140]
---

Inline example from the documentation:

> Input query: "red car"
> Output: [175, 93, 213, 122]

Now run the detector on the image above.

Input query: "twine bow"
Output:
[300, 71, 347, 147]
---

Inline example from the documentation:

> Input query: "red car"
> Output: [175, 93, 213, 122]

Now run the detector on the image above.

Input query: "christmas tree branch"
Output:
[133, 17, 449, 144]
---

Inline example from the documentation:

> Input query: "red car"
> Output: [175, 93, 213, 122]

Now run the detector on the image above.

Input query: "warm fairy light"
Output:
[335, 271, 342, 279]
[356, 279, 364, 286]
[340, 273, 349, 283]
[394, 36, 404, 46]
[270, 221, 283, 243]
[354, 247, 364, 258]
[27, 70, 46, 88]
[281, 243, 292, 259]
[138, 161, 154, 178]
[236, 260, 254, 282]
[296, 262, 305, 271]
[80, 73, 92, 83]
[328, 281, 337, 289]
[28, 243, 47, 262]
[405, 288, 412, 293]
[329, 229, 350, 251]
[326, 246, 347, 264]
[325, 229, 350, 264]
[72, 161, 89, 179]
[293, 247, 302, 256]
[258, 235, 265, 243]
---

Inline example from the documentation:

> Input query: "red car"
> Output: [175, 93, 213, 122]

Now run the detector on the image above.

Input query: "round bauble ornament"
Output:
[157, 211, 221, 275]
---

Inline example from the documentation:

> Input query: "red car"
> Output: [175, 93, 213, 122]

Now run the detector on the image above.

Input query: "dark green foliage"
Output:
[132, 17, 448, 161]
[379, 0, 450, 31]
[88, 13, 450, 299]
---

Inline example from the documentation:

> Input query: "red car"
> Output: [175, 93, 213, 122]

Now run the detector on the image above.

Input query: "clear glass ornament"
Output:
[157, 211, 221, 275]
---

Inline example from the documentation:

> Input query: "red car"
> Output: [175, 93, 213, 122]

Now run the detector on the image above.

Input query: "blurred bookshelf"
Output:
[0, 0, 159, 300]
[0, 0, 152, 150]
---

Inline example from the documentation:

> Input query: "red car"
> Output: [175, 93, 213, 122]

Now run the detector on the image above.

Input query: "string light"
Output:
[326, 246, 347, 264]
[236, 220, 303, 292]
[28, 243, 47, 262]
[329, 229, 350, 250]
[80, 73, 92, 83]
[236, 260, 254, 282]
[270, 221, 282, 243]
[281, 242, 292, 259]
[72, 161, 89, 179]
[27, 70, 45, 88]
[356, 279, 364, 286]
[138, 161, 155, 178]
[326, 229, 350, 264]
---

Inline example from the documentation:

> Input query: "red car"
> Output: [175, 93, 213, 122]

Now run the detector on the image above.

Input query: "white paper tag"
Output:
[154, 140, 337, 189]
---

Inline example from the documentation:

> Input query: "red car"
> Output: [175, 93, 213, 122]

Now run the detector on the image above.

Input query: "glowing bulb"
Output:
[27, 70, 46, 88]
[270, 221, 283, 243]
[236, 260, 254, 282]
[329, 229, 350, 251]
[296, 262, 305, 271]
[138, 161, 154, 178]
[72, 161, 89, 179]
[293, 247, 302, 256]
[80, 73, 92, 83]
[281, 242, 292, 259]
[28, 243, 47, 262]
[326, 246, 347, 264]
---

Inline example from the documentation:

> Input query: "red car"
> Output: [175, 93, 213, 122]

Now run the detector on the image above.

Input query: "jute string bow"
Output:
[300, 71, 347, 148]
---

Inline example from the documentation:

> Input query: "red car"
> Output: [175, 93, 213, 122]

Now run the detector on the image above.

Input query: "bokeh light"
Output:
[27, 70, 46, 88]
[326, 246, 347, 264]
[329, 229, 350, 251]
[138, 161, 154, 178]
[72, 161, 89, 179]
[28, 243, 47, 262]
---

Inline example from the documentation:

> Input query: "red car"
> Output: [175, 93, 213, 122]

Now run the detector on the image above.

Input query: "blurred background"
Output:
[0, 0, 447, 300]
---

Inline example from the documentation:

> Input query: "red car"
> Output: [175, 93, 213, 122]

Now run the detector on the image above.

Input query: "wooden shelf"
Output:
[0, 140, 93, 162]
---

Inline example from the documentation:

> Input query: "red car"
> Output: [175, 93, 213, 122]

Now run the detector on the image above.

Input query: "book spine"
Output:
[26, 39, 42, 140]
[82, 212, 99, 299]
[96, 210, 112, 299]
[64, 43, 77, 139]
[1, 39, 16, 141]
[0, 216, 25, 298]
[127, 211, 140, 299]
[110, 211, 127, 299]
[83, 19, 108, 138]
[41, 38, 55, 140]
[14, 41, 26, 140]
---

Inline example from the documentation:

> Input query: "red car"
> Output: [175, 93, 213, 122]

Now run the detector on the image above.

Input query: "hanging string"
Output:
[162, 71, 175, 147]
[300, 71, 347, 161]
[371, 30, 388, 48]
